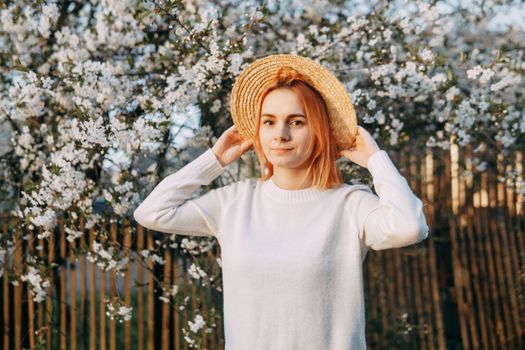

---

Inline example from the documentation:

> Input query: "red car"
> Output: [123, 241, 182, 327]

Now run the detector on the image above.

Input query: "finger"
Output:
[222, 128, 235, 141]
[240, 139, 254, 153]
[227, 128, 243, 141]
[225, 125, 239, 136]
[235, 133, 248, 144]
[340, 150, 351, 159]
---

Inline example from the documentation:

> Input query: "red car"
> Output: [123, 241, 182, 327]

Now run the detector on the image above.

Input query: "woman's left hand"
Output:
[338, 125, 381, 169]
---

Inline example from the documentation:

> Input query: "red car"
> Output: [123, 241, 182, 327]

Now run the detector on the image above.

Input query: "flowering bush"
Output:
[0, 0, 523, 347]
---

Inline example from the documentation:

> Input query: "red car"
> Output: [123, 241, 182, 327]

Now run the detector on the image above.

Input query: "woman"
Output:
[134, 54, 429, 350]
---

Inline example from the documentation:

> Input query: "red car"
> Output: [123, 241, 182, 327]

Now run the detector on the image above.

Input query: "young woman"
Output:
[134, 54, 429, 349]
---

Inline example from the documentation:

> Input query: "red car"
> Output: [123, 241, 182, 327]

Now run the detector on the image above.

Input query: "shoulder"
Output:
[223, 177, 259, 189]
[213, 177, 259, 196]
[333, 183, 377, 210]
[335, 183, 374, 197]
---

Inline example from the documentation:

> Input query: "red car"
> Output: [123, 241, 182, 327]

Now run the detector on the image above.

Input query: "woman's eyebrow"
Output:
[260, 113, 306, 118]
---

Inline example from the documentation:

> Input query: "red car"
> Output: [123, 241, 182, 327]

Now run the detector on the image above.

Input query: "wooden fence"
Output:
[1, 143, 524, 349]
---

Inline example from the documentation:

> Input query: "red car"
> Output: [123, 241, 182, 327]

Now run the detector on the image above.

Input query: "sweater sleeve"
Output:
[355, 150, 429, 251]
[133, 148, 225, 237]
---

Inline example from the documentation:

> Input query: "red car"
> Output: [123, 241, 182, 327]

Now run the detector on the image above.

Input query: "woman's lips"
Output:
[272, 148, 293, 154]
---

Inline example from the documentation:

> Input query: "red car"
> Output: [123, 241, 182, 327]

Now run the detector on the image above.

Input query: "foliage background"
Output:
[0, 0, 524, 347]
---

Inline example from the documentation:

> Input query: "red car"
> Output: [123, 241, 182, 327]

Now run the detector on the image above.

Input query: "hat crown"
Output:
[274, 66, 307, 86]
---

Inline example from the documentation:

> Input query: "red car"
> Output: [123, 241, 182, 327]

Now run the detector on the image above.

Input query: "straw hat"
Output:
[230, 54, 357, 150]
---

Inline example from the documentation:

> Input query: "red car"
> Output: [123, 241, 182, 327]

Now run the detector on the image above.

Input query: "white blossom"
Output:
[467, 65, 494, 84]
[490, 70, 522, 91]
[188, 314, 205, 333]
[106, 299, 133, 322]
[150, 253, 165, 265]
[188, 262, 207, 280]
[419, 48, 434, 62]
[445, 87, 461, 101]
[210, 99, 222, 113]
[20, 266, 50, 303]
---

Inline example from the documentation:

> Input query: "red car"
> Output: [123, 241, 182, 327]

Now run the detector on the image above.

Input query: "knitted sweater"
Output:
[133, 148, 429, 350]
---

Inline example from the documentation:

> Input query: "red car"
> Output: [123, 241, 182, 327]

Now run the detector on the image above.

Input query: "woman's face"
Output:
[259, 88, 314, 171]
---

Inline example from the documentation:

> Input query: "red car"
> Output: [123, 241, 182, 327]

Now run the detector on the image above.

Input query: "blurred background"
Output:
[0, 0, 524, 349]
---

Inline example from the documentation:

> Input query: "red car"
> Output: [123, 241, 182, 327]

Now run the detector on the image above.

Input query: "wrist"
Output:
[369, 148, 381, 157]
[211, 147, 226, 167]
[365, 149, 382, 168]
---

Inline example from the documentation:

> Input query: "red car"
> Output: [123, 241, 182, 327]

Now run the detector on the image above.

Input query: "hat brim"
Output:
[230, 54, 357, 150]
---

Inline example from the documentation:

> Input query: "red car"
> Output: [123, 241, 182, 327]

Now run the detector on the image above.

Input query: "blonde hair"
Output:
[253, 66, 343, 189]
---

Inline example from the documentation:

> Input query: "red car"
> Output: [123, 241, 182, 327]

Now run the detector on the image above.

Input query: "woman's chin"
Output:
[268, 159, 305, 170]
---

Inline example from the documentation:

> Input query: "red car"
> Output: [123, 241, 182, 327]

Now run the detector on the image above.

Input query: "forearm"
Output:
[360, 150, 429, 250]
[133, 148, 224, 234]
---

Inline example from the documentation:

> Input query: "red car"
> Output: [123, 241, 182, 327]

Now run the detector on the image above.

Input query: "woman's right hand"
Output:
[211, 125, 254, 167]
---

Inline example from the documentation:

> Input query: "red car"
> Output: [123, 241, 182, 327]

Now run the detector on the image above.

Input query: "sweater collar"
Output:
[261, 176, 327, 203]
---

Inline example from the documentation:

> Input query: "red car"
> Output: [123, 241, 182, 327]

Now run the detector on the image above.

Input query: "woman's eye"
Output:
[262, 120, 303, 126]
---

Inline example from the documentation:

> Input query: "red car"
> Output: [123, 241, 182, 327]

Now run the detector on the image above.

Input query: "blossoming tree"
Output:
[0, 0, 523, 348]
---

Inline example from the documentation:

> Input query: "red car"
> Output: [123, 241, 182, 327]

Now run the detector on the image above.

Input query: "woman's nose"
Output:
[273, 123, 290, 141]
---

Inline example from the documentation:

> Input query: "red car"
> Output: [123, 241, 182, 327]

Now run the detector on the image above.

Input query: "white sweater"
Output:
[133, 148, 429, 350]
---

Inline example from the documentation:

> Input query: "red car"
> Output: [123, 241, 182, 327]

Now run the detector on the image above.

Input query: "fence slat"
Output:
[420, 152, 434, 350]
[13, 216, 22, 350]
[88, 226, 97, 350]
[58, 218, 67, 350]
[200, 282, 207, 348]
[69, 217, 77, 350]
[3, 212, 10, 350]
[408, 152, 427, 350]
[173, 253, 180, 350]
[37, 226, 45, 349]
[499, 153, 523, 347]
[78, 216, 87, 350]
[136, 225, 145, 350]
[366, 249, 379, 347]
[162, 242, 172, 350]
[99, 224, 107, 350]
[123, 219, 132, 350]
[146, 230, 154, 349]
[379, 252, 388, 349]
[449, 142, 472, 349]
[487, 148, 512, 349]
[46, 219, 54, 350]
[459, 146, 480, 349]
[27, 227, 35, 350]
[109, 218, 118, 350]
[206, 249, 216, 349]
[182, 262, 189, 350]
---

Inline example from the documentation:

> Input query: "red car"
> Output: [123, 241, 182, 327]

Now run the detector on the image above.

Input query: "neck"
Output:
[271, 167, 313, 190]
